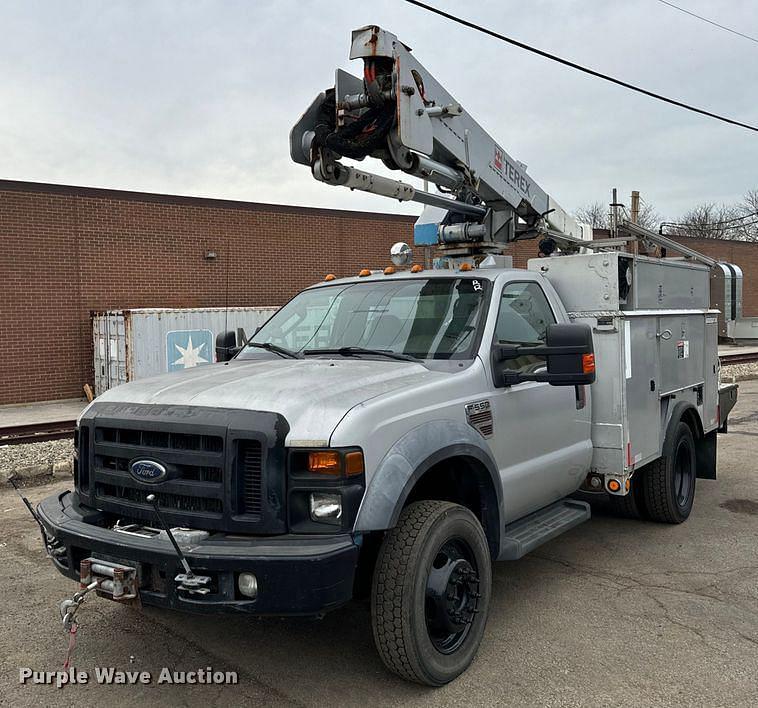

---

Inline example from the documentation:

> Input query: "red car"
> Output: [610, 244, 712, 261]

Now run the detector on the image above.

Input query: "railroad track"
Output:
[719, 350, 758, 366]
[0, 420, 77, 446]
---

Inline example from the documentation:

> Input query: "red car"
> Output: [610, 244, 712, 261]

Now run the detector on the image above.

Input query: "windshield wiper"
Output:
[303, 346, 418, 362]
[246, 342, 302, 359]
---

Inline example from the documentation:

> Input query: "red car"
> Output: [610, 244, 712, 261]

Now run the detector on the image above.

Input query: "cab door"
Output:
[487, 279, 592, 523]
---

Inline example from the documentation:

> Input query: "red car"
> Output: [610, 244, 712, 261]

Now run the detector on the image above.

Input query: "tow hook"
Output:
[146, 494, 212, 596]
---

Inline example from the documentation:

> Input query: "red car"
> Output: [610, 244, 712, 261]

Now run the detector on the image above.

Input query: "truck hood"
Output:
[93, 357, 444, 444]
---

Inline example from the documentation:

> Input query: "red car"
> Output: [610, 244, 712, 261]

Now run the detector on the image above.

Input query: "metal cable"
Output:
[402, 0, 758, 133]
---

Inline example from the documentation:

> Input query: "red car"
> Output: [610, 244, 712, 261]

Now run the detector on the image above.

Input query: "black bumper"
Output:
[38, 491, 360, 616]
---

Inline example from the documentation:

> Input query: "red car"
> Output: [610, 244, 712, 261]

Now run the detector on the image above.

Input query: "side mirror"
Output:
[215, 330, 241, 363]
[493, 323, 595, 387]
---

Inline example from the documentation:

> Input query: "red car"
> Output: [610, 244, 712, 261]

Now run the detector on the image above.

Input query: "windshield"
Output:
[239, 278, 490, 361]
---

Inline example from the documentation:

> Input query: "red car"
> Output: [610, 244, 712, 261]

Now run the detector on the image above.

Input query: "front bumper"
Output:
[38, 490, 360, 616]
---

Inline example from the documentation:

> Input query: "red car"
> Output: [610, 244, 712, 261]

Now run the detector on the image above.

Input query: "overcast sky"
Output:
[1, 0, 757, 221]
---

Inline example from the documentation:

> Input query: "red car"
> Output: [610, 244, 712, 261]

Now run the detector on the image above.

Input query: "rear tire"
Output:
[606, 471, 647, 519]
[642, 422, 696, 523]
[371, 500, 491, 686]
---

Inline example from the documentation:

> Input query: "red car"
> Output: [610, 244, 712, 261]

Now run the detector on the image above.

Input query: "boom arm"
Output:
[290, 25, 591, 258]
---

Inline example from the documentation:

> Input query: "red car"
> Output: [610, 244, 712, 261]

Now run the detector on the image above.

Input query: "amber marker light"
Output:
[410, 264, 423, 273]
[344, 451, 365, 476]
[324, 274, 336, 281]
[308, 451, 341, 475]
[384, 266, 396, 275]
[608, 479, 621, 492]
[358, 268, 371, 277]
[582, 353, 596, 375]
[459, 262, 472, 271]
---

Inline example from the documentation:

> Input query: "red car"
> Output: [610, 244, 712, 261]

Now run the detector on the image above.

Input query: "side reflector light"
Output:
[582, 353, 595, 374]
[344, 451, 365, 476]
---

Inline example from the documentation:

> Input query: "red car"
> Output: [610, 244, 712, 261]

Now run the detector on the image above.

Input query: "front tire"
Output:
[371, 500, 492, 686]
[642, 421, 696, 523]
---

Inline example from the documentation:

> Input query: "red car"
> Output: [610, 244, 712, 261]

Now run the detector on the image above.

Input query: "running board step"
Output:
[498, 499, 590, 560]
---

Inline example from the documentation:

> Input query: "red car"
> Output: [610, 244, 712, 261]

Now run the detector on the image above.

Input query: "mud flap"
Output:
[696, 430, 717, 480]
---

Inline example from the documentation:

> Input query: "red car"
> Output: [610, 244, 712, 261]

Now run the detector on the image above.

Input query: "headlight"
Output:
[310, 493, 342, 521]
[288, 447, 365, 533]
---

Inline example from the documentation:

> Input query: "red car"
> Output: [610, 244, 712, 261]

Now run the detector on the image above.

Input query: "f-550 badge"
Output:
[465, 400, 494, 439]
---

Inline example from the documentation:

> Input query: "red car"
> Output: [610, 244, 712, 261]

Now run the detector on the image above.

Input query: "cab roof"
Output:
[307, 267, 528, 289]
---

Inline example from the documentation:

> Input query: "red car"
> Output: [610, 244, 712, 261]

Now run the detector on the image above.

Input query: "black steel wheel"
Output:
[371, 500, 491, 686]
[643, 421, 697, 523]
[424, 538, 481, 654]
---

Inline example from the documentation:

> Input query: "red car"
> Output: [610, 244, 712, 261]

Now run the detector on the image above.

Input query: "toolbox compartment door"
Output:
[624, 316, 661, 468]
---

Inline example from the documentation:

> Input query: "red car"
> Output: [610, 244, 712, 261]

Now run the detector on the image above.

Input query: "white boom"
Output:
[291, 25, 592, 258]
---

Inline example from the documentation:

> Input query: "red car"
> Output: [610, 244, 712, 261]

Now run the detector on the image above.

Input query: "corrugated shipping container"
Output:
[92, 307, 279, 395]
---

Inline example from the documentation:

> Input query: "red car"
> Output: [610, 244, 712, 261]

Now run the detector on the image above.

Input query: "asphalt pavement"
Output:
[2, 383, 757, 707]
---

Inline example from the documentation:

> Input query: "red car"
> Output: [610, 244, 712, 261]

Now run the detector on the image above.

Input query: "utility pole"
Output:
[630, 191, 640, 225]
[630, 190, 640, 255]
[610, 188, 624, 238]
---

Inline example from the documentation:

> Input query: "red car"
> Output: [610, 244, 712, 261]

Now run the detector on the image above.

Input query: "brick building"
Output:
[2, 179, 758, 406]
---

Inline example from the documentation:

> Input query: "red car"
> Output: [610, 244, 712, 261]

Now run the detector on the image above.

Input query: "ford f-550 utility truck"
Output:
[38, 25, 737, 685]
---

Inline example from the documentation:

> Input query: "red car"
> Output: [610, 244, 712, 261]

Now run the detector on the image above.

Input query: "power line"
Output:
[402, 0, 758, 133]
[662, 210, 758, 228]
[656, 0, 758, 45]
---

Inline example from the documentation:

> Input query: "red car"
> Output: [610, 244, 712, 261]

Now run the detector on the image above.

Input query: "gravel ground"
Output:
[0, 439, 73, 481]
[721, 362, 758, 381]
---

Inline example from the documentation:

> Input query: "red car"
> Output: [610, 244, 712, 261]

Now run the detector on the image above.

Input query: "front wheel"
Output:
[371, 500, 492, 686]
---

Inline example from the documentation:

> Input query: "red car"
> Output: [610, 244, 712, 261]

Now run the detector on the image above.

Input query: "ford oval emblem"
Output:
[129, 459, 168, 483]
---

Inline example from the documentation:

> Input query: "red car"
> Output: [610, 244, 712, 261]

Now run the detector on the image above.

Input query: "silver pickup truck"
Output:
[38, 251, 736, 685]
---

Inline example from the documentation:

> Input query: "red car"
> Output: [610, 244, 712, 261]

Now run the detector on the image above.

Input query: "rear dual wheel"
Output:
[371, 501, 491, 686]
[607, 421, 697, 523]
[642, 421, 696, 523]
[606, 473, 647, 519]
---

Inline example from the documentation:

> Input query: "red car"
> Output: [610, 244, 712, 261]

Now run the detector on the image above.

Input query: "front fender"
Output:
[354, 419, 503, 533]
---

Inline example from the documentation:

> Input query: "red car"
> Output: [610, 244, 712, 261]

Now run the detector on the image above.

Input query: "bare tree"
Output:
[667, 190, 758, 242]
[574, 202, 609, 229]
[574, 200, 661, 231]
[738, 189, 758, 241]
[635, 202, 662, 231]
